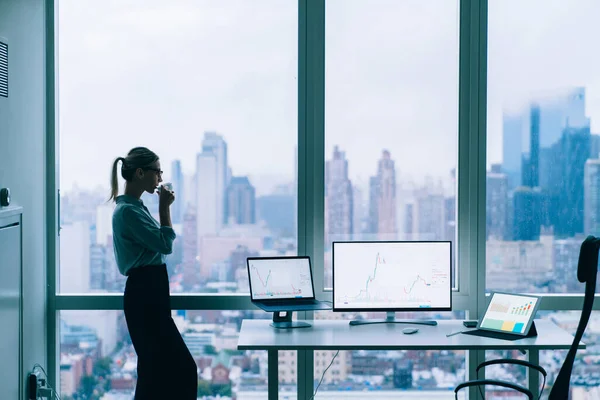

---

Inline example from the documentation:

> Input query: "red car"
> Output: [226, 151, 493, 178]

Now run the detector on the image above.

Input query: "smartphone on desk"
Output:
[463, 320, 478, 328]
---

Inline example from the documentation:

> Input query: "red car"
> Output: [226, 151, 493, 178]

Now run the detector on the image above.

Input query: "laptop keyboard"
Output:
[267, 299, 317, 306]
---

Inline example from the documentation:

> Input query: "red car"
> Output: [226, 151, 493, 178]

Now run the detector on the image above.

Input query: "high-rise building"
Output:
[89, 244, 107, 291]
[546, 126, 591, 237]
[325, 146, 353, 243]
[225, 176, 256, 225]
[229, 245, 258, 289]
[368, 176, 379, 235]
[522, 104, 540, 188]
[95, 203, 114, 246]
[487, 164, 509, 240]
[196, 152, 218, 241]
[256, 194, 295, 238]
[404, 202, 415, 241]
[502, 113, 524, 190]
[503, 87, 590, 190]
[352, 185, 364, 238]
[60, 221, 91, 293]
[369, 150, 397, 240]
[415, 192, 445, 241]
[182, 208, 199, 289]
[512, 186, 542, 241]
[584, 159, 600, 236]
[202, 132, 229, 226]
[171, 159, 184, 224]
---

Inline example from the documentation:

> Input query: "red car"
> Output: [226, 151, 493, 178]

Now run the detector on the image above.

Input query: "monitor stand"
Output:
[271, 311, 312, 329]
[349, 312, 438, 327]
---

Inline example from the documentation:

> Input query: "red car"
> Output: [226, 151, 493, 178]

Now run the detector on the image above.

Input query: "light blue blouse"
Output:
[112, 195, 176, 276]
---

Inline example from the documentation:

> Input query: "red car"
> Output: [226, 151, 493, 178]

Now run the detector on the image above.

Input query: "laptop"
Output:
[247, 256, 331, 312]
[462, 291, 542, 341]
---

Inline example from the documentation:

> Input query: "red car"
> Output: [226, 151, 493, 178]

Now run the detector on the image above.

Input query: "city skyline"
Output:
[54, 1, 600, 398]
[58, 0, 600, 193]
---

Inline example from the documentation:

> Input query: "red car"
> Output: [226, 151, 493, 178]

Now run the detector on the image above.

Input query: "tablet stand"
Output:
[271, 311, 311, 329]
[462, 321, 538, 341]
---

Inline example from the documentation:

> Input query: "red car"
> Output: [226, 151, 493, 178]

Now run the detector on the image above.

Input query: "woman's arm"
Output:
[122, 206, 176, 254]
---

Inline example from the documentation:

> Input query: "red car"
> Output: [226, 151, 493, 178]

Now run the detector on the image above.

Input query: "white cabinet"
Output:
[0, 207, 23, 400]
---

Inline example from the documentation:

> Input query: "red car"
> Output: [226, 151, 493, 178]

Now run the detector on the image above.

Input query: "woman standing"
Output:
[109, 147, 197, 399]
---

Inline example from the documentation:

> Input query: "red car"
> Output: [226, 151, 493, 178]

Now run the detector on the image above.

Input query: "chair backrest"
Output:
[549, 235, 599, 399]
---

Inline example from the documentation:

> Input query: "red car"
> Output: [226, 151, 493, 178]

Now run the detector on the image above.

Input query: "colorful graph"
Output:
[480, 294, 539, 334]
[509, 302, 534, 316]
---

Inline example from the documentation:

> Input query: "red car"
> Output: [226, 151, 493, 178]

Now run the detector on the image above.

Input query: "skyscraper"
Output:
[502, 113, 524, 190]
[202, 132, 229, 226]
[95, 203, 114, 246]
[89, 244, 107, 291]
[368, 150, 397, 240]
[503, 87, 590, 190]
[325, 146, 353, 243]
[225, 176, 256, 225]
[404, 202, 415, 241]
[546, 126, 591, 237]
[60, 221, 91, 293]
[196, 151, 218, 240]
[170, 159, 184, 224]
[522, 104, 540, 188]
[512, 186, 542, 241]
[182, 208, 199, 289]
[416, 192, 445, 241]
[584, 159, 600, 236]
[487, 164, 508, 240]
[368, 176, 379, 235]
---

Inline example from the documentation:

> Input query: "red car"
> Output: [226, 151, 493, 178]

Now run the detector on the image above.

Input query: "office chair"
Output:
[454, 235, 600, 400]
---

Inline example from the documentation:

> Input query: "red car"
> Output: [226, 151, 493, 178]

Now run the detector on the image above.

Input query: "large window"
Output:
[58, 0, 298, 294]
[486, 0, 600, 293]
[50, 1, 600, 399]
[323, 0, 460, 290]
[59, 310, 296, 399]
[313, 311, 466, 397]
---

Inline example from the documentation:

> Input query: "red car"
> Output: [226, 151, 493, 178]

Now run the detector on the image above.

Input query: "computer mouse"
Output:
[402, 327, 419, 335]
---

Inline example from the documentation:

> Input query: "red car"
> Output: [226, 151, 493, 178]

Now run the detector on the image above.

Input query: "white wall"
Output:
[0, 0, 48, 397]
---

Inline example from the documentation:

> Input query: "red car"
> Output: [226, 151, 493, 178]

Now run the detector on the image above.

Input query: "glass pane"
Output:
[486, 0, 600, 292]
[311, 311, 466, 398]
[540, 311, 600, 399]
[59, 310, 296, 399]
[58, 0, 298, 293]
[324, 0, 460, 290]
[485, 311, 600, 399]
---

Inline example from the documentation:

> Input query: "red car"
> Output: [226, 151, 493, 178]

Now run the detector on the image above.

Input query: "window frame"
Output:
[46, 0, 600, 397]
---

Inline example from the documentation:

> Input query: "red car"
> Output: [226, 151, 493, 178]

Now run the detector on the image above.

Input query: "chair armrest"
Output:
[454, 379, 533, 400]
[477, 358, 548, 378]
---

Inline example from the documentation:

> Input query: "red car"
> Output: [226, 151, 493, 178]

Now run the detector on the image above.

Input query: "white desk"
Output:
[238, 319, 584, 400]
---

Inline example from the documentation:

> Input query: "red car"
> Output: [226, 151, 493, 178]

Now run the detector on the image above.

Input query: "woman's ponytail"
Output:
[109, 157, 125, 202]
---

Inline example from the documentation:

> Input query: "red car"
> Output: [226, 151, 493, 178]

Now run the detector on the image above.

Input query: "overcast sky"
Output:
[58, 0, 600, 195]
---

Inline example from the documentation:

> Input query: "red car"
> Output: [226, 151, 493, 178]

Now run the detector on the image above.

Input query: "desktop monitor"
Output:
[333, 241, 452, 313]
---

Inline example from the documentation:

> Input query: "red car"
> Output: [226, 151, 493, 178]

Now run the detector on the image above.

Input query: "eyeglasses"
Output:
[144, 167, 163, 176]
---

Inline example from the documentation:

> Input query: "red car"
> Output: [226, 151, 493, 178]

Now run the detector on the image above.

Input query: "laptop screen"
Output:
[247, 257, 315, 300]
[478, 292, 541, 336]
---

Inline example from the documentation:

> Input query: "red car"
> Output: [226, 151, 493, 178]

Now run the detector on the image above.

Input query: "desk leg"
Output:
[528, 349, 540, 399]
[268, 350, 278, 400]
[297, 350, 314, 400]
